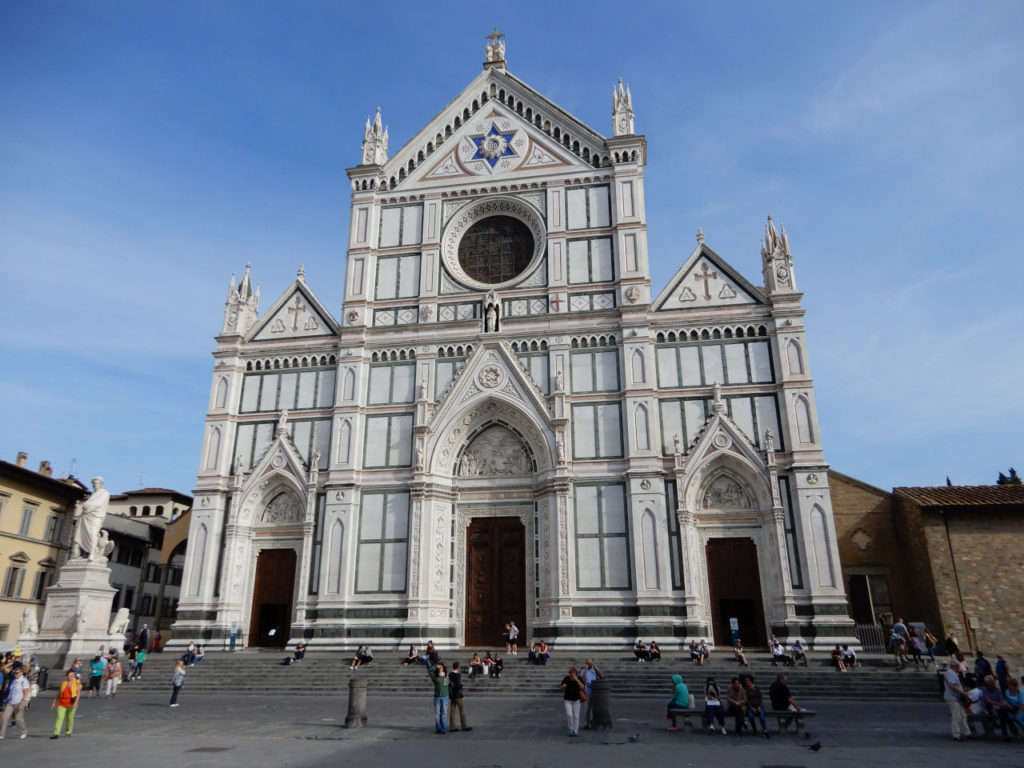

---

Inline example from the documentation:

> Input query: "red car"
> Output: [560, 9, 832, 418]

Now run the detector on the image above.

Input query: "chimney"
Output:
[16, 451, 27, 467]
[38, 460, 53, 477]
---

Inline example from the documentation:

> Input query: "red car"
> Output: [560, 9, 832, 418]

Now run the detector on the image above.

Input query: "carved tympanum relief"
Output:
[260, 492, 302, 525]
[699, 476, 755, 511]
[457, 425, 532, 477]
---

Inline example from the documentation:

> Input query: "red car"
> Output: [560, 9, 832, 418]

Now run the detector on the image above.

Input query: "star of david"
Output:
[469, 123, 518, 168]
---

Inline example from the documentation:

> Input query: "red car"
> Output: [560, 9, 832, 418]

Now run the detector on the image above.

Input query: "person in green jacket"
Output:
[428, 663, 450, 733]
[666, 673, 690, 730]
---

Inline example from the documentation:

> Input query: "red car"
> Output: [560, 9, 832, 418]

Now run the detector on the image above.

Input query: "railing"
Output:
[855, 623, 886, 652]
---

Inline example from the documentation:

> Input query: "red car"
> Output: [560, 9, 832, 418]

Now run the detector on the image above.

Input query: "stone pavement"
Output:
[2, 691, 1021, 767]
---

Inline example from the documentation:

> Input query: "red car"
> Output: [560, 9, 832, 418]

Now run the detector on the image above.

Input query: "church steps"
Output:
[99, 652, 941, 701]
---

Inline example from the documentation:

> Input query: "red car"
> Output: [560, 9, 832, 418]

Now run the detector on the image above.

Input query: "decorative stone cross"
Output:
[549, 294, 563, 311]
[694, 262, 718, 300]
[287, 296, 307, 332]
[486, 28, 506, 62]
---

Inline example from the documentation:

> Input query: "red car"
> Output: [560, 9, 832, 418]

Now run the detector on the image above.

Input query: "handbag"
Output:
[579, 687, 588, 703]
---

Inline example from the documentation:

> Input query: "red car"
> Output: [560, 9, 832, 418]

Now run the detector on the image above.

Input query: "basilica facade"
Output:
[173, 36, 854, 650]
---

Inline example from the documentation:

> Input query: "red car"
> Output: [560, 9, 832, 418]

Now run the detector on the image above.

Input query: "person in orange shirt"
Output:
[50, 669, 82, 738]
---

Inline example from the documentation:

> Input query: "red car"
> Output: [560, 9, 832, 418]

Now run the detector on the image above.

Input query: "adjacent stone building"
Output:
[0, 453, 87, 644]
[830, 470, 1024, 656]
[174, 33, 854, 650]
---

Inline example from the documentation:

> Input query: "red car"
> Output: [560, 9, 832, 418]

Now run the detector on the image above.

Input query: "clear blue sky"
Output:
[2, 1, 1022, 496]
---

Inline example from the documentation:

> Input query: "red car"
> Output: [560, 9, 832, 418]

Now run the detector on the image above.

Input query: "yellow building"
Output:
[0, 452, 87, 646]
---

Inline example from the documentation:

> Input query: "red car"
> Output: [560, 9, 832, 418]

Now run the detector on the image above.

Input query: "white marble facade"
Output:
[172, 35, 855, 650]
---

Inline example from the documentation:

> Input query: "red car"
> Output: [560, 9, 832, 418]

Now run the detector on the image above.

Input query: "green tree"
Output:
[996, 468, 1021, 485]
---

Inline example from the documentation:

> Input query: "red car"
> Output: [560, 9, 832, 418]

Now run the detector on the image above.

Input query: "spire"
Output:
[484, 28, 506, 68]
[761, 216, 797, 294]
[361, 107, 389, 165]
[612, 78, 635, 136]
[222, 263, 259, 336]
[237, 262, 255, 302]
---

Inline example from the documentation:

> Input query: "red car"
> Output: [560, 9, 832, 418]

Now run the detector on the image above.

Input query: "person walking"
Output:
[169, 660, 186, 707]
[428, 662, 450, 734]
[131, 647, 147, 681]
[50, 669, 81, 739]
[448, 661, 472, 732]
[943, 655, 971, 741]
[0, 664, 31, 739]
[560, 666, 585, 737]
[105, 657, 122, 698]
[581, 658, 603, 729]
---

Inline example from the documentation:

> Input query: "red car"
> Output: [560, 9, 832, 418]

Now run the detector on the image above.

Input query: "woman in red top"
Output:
[50, 669, 82, 738]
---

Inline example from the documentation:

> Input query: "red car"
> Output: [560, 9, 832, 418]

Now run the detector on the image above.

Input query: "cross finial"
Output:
[696, 227, 705, 244]
[485, 28, 506, 64]
[297, 264, 306, 281]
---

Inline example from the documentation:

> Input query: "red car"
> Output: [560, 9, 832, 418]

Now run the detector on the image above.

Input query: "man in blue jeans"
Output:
[428, 663, 450, 734]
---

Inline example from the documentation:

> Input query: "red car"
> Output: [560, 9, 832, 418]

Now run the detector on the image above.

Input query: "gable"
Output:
[383, 67, 609, 191]
[249, 281, 339, 342]
[654, 245, 765, 311]
[406, 102, 594, 188]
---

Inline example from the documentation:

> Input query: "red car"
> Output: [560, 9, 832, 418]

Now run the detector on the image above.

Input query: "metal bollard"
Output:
[345, 678, 368, 728]
[589, 678, 613, 730]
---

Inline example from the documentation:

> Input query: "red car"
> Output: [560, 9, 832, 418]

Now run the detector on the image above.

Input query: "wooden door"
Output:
[249, 548, 296, 648]
[465, 517, 526, 647]
[705, 537, 767, 647]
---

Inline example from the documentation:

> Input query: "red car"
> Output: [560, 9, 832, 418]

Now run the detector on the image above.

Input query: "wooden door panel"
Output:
[465, 517, 525, 646]
[249, 548, 296, 648]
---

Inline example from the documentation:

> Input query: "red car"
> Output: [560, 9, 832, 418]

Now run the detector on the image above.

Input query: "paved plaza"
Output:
[2, 689, 1021, 767]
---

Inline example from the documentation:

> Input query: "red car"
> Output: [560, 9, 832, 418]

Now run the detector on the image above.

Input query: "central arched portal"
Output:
[465, 516, 526, 646]
[453, 422, 538, 647]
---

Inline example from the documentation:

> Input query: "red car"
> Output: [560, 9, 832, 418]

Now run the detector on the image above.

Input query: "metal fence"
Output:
[855, 623, 886, 652]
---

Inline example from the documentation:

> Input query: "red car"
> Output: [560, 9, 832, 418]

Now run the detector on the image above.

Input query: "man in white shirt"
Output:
[0, 665, 32, 739]
[943, 656, 971, 741]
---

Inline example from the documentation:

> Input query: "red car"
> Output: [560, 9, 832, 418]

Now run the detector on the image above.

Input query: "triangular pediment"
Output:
[242, 425, 311, 489]
[428, 340, 553, 434]
[384, 67, 609, 190]
[248, 279, 339, 342]
[653, 244, 765, 311]
[681, 407, 765, 475]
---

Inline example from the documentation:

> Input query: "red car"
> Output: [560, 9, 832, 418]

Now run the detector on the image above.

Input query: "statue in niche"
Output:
[277, 408, 290, 435]
[555, 370, 564, 391]
[486, 304, 497, 332]
[557, 439, 566, 464]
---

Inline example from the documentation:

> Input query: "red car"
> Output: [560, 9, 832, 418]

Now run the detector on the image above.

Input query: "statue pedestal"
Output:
[20, 557, 118, 669]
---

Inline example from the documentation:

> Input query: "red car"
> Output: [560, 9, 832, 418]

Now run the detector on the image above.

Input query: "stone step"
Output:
[100, 651, 942, 701]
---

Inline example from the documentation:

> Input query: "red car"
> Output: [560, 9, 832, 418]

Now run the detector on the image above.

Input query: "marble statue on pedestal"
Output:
[72, 477, 110, 561]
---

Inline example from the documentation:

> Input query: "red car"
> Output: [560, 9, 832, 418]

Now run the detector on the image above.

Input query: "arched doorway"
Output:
[249, 548, 296, 648]
[465, 517, 526, 646]
[706, 537, 767, 647]
[454, 423, 536, 647]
